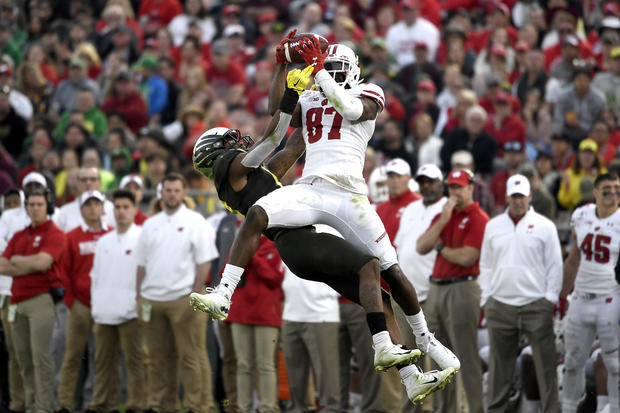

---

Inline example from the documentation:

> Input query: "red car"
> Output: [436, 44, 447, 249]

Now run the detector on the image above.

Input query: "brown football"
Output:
[278, 33, 329, 64]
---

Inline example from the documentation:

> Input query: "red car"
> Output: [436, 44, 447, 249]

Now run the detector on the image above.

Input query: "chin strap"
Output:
[314, 69, 363, 121]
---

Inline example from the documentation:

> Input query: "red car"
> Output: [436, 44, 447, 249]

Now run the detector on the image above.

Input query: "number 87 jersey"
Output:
[571, 203, 620, 294]
[297, 83, 385, 195]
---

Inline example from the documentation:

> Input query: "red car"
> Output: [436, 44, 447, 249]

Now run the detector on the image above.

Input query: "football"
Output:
[278, 33, 329, 64]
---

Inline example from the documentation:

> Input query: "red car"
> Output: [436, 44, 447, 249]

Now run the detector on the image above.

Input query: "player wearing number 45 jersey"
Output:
[561, 173, 620, 413]
[191, 34, 459, 402]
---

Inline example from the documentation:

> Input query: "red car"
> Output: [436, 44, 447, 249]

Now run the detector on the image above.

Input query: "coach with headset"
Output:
[0, 187, 67, 413]
[417, 169, 489, 413]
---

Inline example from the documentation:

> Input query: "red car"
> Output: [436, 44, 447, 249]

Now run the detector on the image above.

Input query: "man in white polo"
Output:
[54, 167, 115, 232]
[136, 172, 218, 413]
[479, 174, 562, 413]
[393, 164, 446, 412]
[89, 189, 145, 413]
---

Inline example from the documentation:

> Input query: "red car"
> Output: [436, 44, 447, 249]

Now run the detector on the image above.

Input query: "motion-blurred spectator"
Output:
[386, 0, 440, 67]
[55, 87, 108, 140]
[553, 64, 606, 148]
[1, 63, 33, 120]
[168, 0, 216, 46]
[101, 70, 148, 134]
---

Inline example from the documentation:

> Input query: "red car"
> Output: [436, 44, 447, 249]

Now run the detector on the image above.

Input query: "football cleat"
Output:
[189, 288, 231, 321]
[374, 344, 422, 372]
[417, 332, 461, 370]
[403, 367, 457, 404]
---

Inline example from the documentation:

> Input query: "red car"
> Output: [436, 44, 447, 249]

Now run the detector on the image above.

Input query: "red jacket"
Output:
[101, 91, 148, 134]
[3, 221, 67, 304]
[376, 190, 421, 245]
[226, 237, 284, 327]
[62, 225, 112, 308]
[137, 0, 182, 26]
[485, 115, 526, 153]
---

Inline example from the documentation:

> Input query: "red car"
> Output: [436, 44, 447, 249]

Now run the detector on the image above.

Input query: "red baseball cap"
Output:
[417, 79, 436, 92]
[515, 40, 530, 52]
[490, 43, 507, 58]
[494, 90, 512, 103]
[222, 4, 241, 16]
[603, 1, 620, 16]
[401, 0, 420, 9]
[447, 169, 473, 187]
[414, 41, 428, 50]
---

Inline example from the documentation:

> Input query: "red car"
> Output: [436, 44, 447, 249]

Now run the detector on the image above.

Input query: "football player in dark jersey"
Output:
[190, 55, 456, 402]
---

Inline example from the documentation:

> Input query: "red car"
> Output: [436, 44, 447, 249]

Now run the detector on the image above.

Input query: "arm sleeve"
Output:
[314, 70, 364, 121]
[478, 224, 493, 306]
[543, 221, 563, 304]
[194, 217, 219, 264]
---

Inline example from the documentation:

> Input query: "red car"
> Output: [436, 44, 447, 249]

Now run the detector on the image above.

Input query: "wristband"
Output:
[435, 243, 445, 254]
[279, 88, 299, 114]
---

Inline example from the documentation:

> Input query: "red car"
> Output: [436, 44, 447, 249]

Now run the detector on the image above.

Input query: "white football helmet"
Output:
[324, 43, 360, 89]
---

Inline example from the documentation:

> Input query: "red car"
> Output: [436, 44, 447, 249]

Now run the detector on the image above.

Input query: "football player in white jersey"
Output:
[191, 38, 459, 402]
[560, 173, 620, 413]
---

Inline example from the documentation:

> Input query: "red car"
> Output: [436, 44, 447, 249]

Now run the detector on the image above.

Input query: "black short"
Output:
[273, 227, 376, 304]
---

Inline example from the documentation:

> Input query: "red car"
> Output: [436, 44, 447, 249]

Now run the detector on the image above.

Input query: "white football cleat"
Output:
[374, 344, 422, 372]
[417, 332, 461, 370]
[189, 287, 231, 321]
[403, 367, 457, 404]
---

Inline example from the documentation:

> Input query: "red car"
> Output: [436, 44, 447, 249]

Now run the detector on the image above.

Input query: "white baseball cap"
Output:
[415, 164, 443, 181]
[120, 174, 144, 189]
[80, 190, 105, 206]
[22, 172, 47, 188]
[506, 174, 531, 197]
[385, 158, 411, 176]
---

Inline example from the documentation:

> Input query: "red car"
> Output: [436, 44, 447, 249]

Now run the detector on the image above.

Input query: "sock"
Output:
[372, 331, 391, 349]
[523, 399, 540, 413]
[398, 364, 420, 380]
[366, 312, 387, 335]
[219, 264, 244, 297]
[596, 395, 609, 412]
[406, 309, 429, 338]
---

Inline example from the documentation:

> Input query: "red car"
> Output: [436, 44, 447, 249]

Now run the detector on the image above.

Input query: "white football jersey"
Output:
[571, 203, 620, 294]
[297, 83, 385, 194]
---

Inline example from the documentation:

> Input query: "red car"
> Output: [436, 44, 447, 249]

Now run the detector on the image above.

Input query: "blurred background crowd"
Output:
[0, 0, 620, 411]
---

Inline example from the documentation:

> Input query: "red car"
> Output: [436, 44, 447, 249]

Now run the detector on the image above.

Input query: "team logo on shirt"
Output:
[178, 227, 184, 232]
[79, 241, 98, 255]
[527, 224, 535, 233]
[375, 231, 387, 243]
[33, 235, 41, 248]
[125, 249, 132, 255]
[458, 217, 469, 229]
[595, 226, 601, 232]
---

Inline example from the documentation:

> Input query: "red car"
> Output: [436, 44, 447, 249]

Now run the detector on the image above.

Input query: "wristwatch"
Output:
[435, 243, 445, 254]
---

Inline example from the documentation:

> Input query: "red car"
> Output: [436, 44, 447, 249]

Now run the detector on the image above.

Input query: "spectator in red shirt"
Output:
[589, 119, 618, 166]
[223, 25, 256, 69]
[101, 71, 148, 134]
[543, 20, 594, 73]
[376, 158, 421, 244]
[227, 236, 284, 413]
[205, 39, 247, 107]
[485, 91, 526, 152]
[57, 190, 112, 412]
[471, 3, 519, 53]
[489, 141, 526, 214]
[119, 175, 149, 225]
[0, 188, 67, 413]
[416, 169, 489, 413]
[245, 61, 273, 115]
[138, 0, 182, 36]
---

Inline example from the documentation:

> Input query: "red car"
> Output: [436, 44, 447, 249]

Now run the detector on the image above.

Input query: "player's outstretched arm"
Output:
[265, 128, 305, 179]
[297, 38, 379, 122]
[240, 66, 312, 169]
[560, 229, 580, 299]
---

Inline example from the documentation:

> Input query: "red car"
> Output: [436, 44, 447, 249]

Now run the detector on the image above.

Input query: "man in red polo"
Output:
[376, 158, 420, 244]
[0, 188, 66, 413]
[57, 190, 113, 412]
[416, 169, 489, 413]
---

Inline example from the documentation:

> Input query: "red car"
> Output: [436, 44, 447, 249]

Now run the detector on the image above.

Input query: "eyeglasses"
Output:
[79, 177, 100, 182]
[504, 142, 522, 152]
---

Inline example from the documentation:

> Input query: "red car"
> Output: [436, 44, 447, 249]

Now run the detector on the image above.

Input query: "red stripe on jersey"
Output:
[361, 93, 384, 109]
[363, 89, 382, 99]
